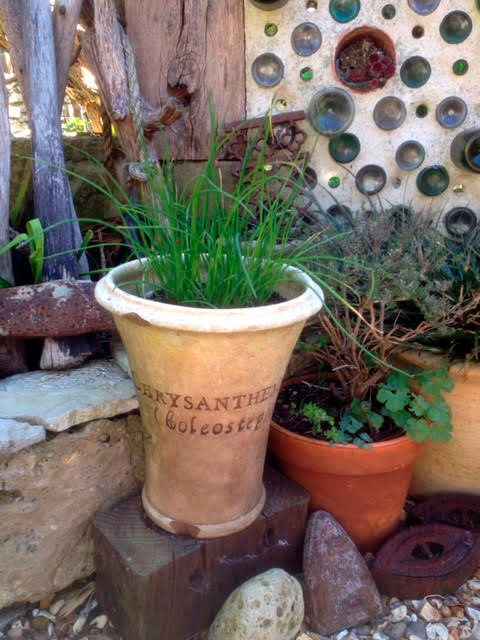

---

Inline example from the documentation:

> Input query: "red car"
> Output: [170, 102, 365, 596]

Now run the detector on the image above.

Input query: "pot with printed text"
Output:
[95, 259, 323, 538]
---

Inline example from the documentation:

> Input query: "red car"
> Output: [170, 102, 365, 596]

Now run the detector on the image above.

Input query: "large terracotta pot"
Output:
[269, 407, 426, 551]
[395, 350, 480, 496]
[95, 259, 323, 538]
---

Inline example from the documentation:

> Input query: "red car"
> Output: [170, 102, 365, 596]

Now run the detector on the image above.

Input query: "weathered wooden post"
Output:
[0, 49, 27, 376]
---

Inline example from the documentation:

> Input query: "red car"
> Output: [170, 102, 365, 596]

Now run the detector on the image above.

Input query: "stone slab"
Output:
[0, 415, 144, 608]
[0, 359, 139, 432]
[0, 418, 45, 458]
[93, 466, 309, 640]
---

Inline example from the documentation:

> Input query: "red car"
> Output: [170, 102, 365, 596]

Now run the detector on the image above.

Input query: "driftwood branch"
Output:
[53, 0, 83, 109]
[0, 51, 11, 283]
[0, 51, 27, 377]
[0, 1, 28, 104]
[24, 0, 81, 280]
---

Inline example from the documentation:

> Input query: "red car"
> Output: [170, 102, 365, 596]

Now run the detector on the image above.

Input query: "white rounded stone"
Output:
[208, 568, 304, 640]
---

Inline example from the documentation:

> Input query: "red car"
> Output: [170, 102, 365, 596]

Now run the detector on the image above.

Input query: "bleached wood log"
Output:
[53, 0, 83, 109]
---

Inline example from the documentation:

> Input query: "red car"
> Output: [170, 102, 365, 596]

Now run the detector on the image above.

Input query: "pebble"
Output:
[384, 621, 407, 639]
[426, 622, 449, 640]
[372, 632, 389, 640]
[390, 604, 408, 622]
[91, 614, 108, 629]
[72, 615, 87, 634]
[31, 617, 49, 632]
[419, 601, 442, 623]
[468, 580, 480, 592]
[407, 620, 428, 639]
[48, 600, 64, 615]
[6, 629, 22, 640]
[466, 607, 480, 623]
[208, 568, 304, 640]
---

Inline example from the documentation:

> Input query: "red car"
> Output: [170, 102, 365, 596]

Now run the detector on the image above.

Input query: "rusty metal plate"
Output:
[409, 494, 480, 534]
[0, 280, 116, 338]
[372, 524, 480, 598]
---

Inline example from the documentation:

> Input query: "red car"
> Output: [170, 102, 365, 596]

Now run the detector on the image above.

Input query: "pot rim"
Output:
[394, 347, 480, 381]
[95, 258, 324, 333]
[270, 418, 411, 451]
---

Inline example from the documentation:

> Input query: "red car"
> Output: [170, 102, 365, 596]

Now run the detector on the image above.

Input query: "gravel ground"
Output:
[3, 569, 480, 640]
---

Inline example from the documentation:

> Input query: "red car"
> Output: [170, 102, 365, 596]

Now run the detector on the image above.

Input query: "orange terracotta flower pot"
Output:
[269, 417, 426, 551]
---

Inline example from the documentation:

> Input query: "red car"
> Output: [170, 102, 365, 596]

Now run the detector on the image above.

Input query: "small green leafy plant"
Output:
[298, 368, 453, 447]
[377, 368, 453, 443]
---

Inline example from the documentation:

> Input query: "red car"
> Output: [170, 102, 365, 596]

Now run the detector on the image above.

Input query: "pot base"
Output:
[141, 486, 267, 539]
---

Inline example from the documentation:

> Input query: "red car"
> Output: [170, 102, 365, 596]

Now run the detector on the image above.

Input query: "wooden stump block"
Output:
[93, 466, 309, 640]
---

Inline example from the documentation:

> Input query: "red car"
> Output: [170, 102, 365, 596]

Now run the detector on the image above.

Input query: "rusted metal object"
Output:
[222, 110, 318, 224]
[372, 524, 480, 598]
[409, 494, 480, 533]
[223, 110, 309, 172]
[0, 280, 116, 338]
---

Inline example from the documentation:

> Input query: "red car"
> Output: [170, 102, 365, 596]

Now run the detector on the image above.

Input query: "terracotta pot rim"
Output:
[270, 419, 412, 451]
[95, 258, 324, 333]
[395, 348, 480, 380]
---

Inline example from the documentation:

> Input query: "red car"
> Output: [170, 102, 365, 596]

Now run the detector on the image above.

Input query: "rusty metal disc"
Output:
[409, 494, 480, 533]
[372, 524, 480, 598]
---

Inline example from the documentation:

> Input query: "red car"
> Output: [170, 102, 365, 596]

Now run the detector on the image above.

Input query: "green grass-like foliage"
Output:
[300, 368, 453, 447]
[94, 110, 334, 308]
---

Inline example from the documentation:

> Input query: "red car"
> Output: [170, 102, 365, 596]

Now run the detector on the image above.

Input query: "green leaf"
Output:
[0, 233, 29, 257]
[353, 436, 373, 449]
[340, 413, 363, 434]
[417, 368, 454, 395]
[350, 398, 366, 419]
[405, 417, 431, 443]
[383, 371, 411, 392]
[377, 388, 410, 412]
[426, 401, 452, 427]
[410, 395, 430, 417]
[26, 219, 45, 284]
[383, 407, 410, 429]
[368, 411, 384, 430]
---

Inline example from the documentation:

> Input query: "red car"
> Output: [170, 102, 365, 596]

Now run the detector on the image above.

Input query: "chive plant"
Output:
[76, 110, 345, 310]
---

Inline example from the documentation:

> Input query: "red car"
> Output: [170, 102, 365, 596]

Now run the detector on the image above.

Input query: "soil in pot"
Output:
[273, 376, 403, 444]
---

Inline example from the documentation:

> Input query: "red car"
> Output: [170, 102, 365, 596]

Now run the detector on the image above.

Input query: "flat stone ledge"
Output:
[0, 418, 46, 458]
[0, 359, 139, 432]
